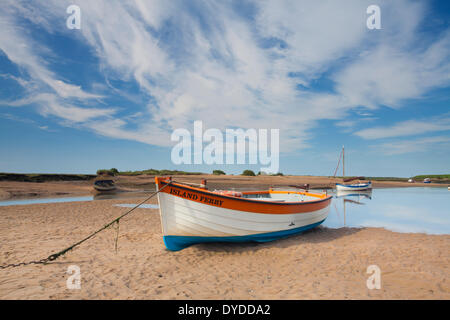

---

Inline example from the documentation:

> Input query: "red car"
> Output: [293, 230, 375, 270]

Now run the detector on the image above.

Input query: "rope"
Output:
[333, 148, 343, 178]
[326, 148, 344, 190]
[0, 183, 168, 270]
[114, 220, 120, 253]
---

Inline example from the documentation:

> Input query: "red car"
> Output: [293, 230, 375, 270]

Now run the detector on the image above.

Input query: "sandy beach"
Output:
[0, 194, 448, 299]
[3, 0, 450, 304]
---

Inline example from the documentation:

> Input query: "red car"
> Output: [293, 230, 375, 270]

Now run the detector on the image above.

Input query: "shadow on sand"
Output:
[186, 226, 363, 254]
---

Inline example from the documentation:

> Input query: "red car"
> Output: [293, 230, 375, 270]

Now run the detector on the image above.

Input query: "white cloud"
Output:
[7, 94, 116, 123]
[0, 11, 101, 101]
[334, 39, 450, 108]
[46, 80, 102, 100]
[355, 116, 450, 139]
[1, 0, 449, 151]
[374, 136, 450, 155]
[0, 1, 106, 125]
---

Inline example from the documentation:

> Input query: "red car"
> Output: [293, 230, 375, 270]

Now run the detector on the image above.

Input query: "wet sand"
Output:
[0, 198, 448, 299]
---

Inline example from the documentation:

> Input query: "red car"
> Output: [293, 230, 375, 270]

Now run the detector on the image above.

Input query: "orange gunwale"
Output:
[155, 177, 332, 214]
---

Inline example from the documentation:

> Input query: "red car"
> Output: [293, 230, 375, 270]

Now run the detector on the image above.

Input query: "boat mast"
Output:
[342, 145, 345, 178]
[343, 198, 346, 226]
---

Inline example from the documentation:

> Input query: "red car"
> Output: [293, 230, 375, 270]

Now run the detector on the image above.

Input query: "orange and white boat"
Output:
[155, 177, 332, 251]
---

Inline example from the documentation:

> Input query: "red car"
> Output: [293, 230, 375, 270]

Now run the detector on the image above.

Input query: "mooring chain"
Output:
[0, 183, 168, 270]
[0, 258, 51, 269]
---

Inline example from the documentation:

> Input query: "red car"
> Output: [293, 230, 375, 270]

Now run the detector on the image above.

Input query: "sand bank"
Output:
[0, 198, 448, 299]
[0, 175, 446, 201]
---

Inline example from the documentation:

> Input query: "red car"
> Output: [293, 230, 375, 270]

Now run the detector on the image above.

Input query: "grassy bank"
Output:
[2, 171, 448, 184]
[333, 176, 409, 182]
[117, 169, 205, 176]
[412, 174, 450, 180]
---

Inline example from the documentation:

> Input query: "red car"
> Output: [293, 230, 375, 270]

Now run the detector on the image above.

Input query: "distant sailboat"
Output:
[335, 146, 372, 191]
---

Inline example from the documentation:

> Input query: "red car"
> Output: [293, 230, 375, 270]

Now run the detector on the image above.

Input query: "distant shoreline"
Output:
[1, 171, 449, 183]
[0, 172, 95, 183]
[0, 174, 448, 201]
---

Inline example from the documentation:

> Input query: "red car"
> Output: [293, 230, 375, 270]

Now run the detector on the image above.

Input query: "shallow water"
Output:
[323, 187, 450, 234]
[0, 196, 94, 206]
[113, 204, 159, 209]
[0, 191, 155, 206]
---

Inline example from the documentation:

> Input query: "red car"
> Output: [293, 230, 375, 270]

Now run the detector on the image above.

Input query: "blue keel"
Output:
[163, 219, 326, 251]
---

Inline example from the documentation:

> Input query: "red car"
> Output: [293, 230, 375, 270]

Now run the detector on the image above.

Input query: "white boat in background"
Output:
[155, 177, 332, 251]
[423, 178, 431, 184]
[336, 181, 372, 191]
[334, 146, 372, 191]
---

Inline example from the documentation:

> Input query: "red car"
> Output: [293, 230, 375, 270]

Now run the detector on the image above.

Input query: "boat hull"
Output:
[163, 219, 326, 251]
[336, 182, 372, 191]
[156, 178, 332, 251]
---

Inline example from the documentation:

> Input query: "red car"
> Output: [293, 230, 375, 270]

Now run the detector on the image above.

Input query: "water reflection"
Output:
[324, 187, 450, 234]
[335, 189, 372, 200]
[93, 191, 155, 200]
[332, 190, 373, 226]
[0, 191, 156, 206]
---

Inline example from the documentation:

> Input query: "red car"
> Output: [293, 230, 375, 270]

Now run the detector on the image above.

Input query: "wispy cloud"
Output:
[355, 116, 450, 139]
[335, 117, 377, 133]
[5, 94, 116, 122]
[0, 0, 449, 151]
[0, 1, 110, 127]
[374, 136, 450, 155]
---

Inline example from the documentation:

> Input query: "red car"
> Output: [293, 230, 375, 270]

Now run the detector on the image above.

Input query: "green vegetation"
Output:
[241, 170, 256, 176]
[363, 175, 450, 183]
[332, 175, 450, 183]
[363, 177, 409, 182]
[412, 174, 450, 180]
[212, 170, 226, 175]
[271, 172, 284, 176]
[411, 174, 450, 184]
[117, 169, 204, 176]
[0, 173, 95, 182]
[96, 168, 118, 176]
[257, 171, 283, 176]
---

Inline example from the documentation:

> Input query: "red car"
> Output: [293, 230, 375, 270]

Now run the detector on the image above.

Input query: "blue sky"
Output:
[0, 0, 449, 177]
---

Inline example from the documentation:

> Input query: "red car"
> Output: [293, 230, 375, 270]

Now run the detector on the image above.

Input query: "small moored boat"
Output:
[155, 177, 332, 251]
[93, 179, 116, 192]
[336, 179, 372, 191]
[334, 146, 371, 191]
